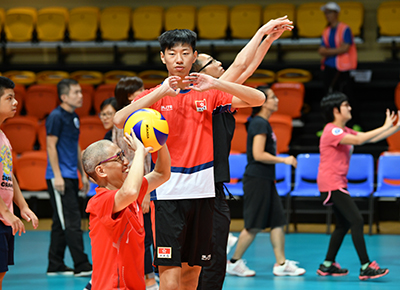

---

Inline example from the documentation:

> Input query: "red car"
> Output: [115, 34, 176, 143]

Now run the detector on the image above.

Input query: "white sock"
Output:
[146, 283, 159, 290]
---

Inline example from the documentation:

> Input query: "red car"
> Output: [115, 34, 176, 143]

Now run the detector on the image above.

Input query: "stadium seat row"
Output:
[9, 83, 116, 119]
[1, 115, 107, 154]
[0, 2, 399, 43]
[0, 68, 312, 87]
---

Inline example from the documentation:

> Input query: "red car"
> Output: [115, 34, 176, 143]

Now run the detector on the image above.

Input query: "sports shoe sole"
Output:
[317, 269, 348, 276]
[74, 270, 93, 277]
[226, 272, 256, 277]
[47, 272, 74, 276]
[359, 269, 389, 280]
[274, 271, 306, 276]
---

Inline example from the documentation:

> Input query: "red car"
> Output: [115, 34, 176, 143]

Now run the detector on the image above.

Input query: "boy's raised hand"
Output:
[161, 76, 182, 97]
[183, 73, 215, 92]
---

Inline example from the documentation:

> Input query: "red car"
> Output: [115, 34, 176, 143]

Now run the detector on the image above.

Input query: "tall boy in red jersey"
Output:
[114, 29, 265, 290]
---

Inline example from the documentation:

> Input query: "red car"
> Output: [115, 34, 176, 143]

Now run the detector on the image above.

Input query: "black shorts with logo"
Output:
[154, 198, 214, 267]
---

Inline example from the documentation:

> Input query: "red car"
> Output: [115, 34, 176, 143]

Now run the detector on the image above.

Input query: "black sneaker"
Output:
[47, 265, 74, 276]
[74, 262, 93, 277]
[317, 262, 349, 276]
[359, 261, 389, 280]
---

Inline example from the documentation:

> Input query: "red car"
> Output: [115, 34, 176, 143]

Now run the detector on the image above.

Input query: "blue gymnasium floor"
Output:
[3, 231, 400, 290]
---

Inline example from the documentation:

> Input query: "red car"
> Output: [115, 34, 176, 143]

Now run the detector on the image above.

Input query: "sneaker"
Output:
[226, 259, 256, 277]
[47, 265, 74, 276]
[273, 260, 306, 276]
[74, 262, 93, 277]
[359, 261, 389, 280]
[226, 233, 238, 254]
[317, 262, 349, 276]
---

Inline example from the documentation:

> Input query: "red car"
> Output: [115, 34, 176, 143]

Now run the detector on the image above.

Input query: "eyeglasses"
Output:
[97, 150, 125, 166]
[99, 112, 115, 119]
[197, 59, 214, 73]
[267, 95, 278, 100]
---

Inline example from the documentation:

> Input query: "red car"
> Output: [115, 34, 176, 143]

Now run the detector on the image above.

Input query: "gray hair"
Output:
[82, 140, 114, 179]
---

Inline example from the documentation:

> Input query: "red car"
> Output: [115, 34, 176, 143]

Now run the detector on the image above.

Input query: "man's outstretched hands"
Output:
[261, 16, 294, 42]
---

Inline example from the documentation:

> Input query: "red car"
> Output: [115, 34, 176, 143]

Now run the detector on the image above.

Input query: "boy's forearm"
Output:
[213, 78, 265, 107]
[12, 176, 29, 210]
[114, 86, 168, 128]
[0, 196, 11, 216]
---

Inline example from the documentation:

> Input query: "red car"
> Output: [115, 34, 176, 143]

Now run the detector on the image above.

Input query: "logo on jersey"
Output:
[272, 132, 277, 142]
[0, 145, 13, 189]
[74, 117, 80, 129]
[161, 105, 173, 112]
[201, 254, 212, 261]
[332, 128, 343, 136]
[195, 99, 207, 112]
[157, 247, 172, 258]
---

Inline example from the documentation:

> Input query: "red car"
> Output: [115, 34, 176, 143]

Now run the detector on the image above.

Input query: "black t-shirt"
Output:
[212, 112, 236, 184]
[245, 116, 276, 180]
[104, 130, 112, 141]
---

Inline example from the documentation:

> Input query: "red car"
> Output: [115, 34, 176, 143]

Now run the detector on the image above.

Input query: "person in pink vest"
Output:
[318, 2, 361, 132]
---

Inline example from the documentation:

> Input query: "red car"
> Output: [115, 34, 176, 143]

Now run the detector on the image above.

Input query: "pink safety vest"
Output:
[322, 22, 357, 72]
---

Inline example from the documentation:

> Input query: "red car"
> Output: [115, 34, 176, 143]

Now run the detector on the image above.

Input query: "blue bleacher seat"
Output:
[225, 153, 247, 197]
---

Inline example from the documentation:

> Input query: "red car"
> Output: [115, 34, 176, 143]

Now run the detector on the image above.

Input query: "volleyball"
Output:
[123, 108, 169, 153]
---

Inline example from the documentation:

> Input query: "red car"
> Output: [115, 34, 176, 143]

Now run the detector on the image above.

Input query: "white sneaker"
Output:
[226, 233, 238, 254]
[226, 259, 256, 277]
[273, 260, 306, 276]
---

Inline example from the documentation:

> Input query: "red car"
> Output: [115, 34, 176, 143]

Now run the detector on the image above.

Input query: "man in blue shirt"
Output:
[45, 78, 92, 277]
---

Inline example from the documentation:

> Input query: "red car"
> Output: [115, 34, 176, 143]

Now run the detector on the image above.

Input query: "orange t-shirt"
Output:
[86, 177, 148, 290]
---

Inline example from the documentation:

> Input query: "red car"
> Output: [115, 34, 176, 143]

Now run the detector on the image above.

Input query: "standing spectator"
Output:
[318, 2, 360, 130]
[226, 86, 305, 277]
[317, 92, 398, 280]
[45, 79, 92, 276]
[0, 76, 39, 288]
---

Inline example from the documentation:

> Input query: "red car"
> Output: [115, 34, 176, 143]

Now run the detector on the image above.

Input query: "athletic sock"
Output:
[230, 258, 238, 264]
[323, 261, 333, 268]
[361, 262, 370, 270]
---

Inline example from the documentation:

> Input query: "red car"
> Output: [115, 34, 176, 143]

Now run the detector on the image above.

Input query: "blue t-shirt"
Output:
[45, 106, 80, 179]
[321, 25, 353, 69]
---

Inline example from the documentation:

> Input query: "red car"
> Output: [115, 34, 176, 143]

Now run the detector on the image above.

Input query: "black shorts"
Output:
[243, 175, 286, 230]
[0, 221, 14, 272]
[153, 198, 214, 267]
